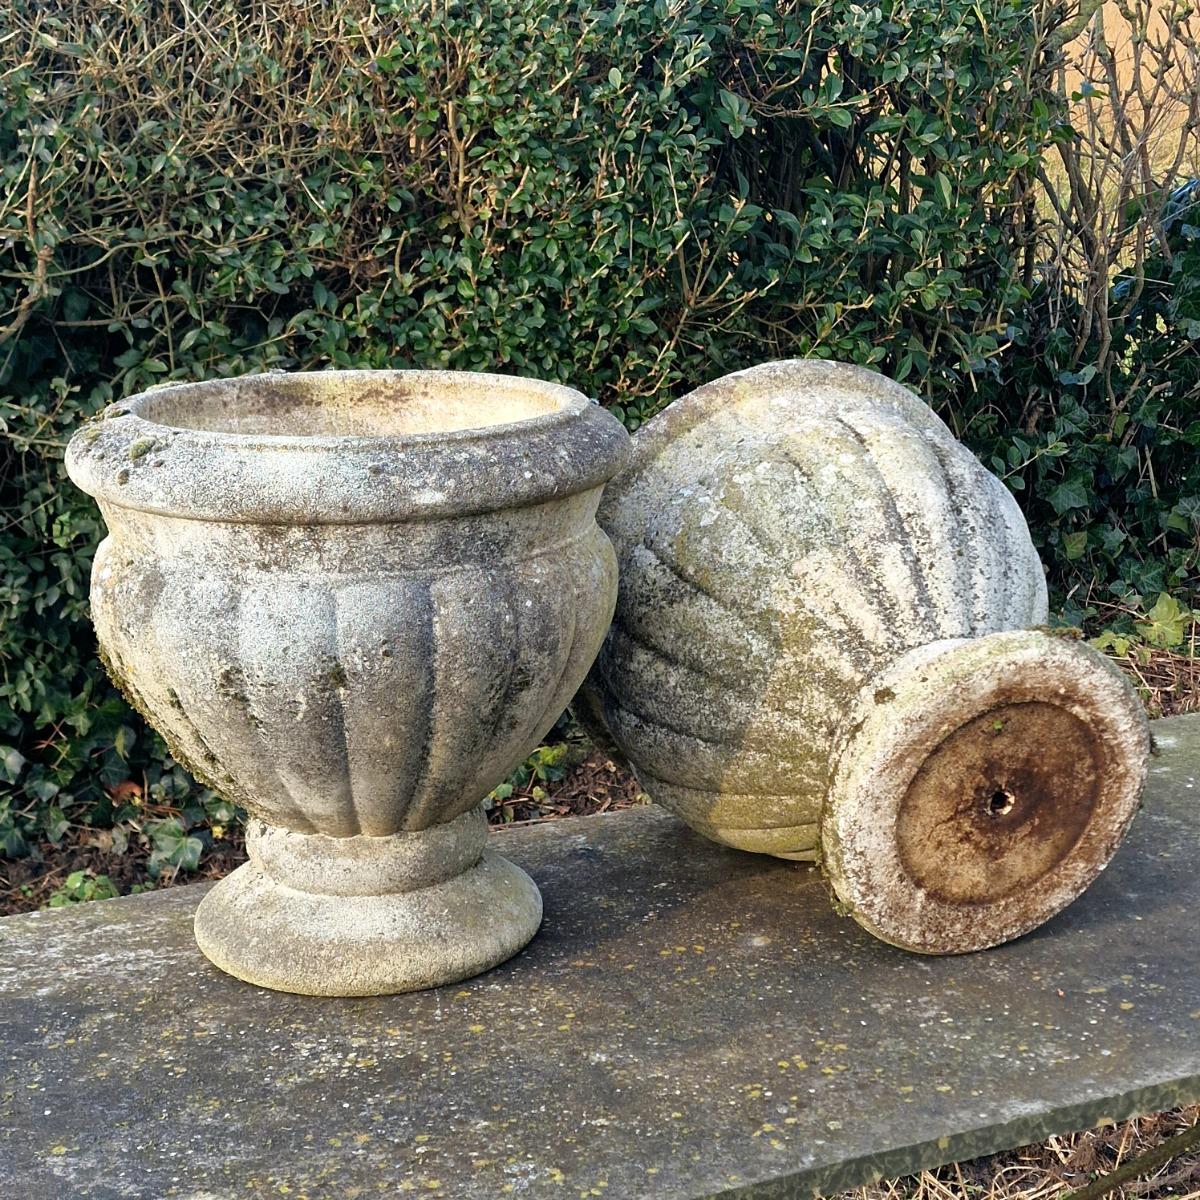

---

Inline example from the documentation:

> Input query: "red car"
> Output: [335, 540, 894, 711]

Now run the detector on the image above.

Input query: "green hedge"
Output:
[1, 0, 1193, 853]
[965, 191, 1200, 614]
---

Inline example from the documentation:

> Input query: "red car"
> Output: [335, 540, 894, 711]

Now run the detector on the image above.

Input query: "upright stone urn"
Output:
[577, 360, 1150, 954]
[66, 370, 630, 995]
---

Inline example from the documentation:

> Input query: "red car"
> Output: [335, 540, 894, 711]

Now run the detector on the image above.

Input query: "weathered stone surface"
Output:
[821, 629, 1149, 954]
[65, 370, 630, 994]
[2, 714, 1197, 1200]
[578, 359, 1150, 952]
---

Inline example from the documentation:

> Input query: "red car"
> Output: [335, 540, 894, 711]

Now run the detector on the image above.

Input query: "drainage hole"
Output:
[987, 788, 1016, 817]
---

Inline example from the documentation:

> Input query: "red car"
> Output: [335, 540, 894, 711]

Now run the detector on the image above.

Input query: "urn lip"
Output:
[65, 369, 631, 524]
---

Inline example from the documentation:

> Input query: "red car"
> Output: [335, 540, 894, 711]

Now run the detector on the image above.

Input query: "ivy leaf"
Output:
[1135, 593, 1187, 648]
[113, 725, 137, 760]
[1, 747, 26, 782]
[1061, 530, 1088, 560]
[1047, 478, 1091, 514]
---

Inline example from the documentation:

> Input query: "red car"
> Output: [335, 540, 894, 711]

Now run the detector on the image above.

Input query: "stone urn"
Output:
[66, 370, 630, 995]
[576, 360, 1150, 954]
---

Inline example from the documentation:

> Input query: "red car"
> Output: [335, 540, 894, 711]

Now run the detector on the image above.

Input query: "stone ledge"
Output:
[2, 715, 1198, 1200]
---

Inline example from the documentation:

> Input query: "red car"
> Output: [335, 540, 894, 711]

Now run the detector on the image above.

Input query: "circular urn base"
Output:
[821, 630, 1150, 955]
[194, 807, 542, 996]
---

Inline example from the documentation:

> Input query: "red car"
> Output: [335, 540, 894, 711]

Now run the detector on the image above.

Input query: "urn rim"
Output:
[65, 369, 631, 524]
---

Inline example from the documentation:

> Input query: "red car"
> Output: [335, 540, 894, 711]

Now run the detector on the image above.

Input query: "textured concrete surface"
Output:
[2, 713, 1198, 1200]
[65, 369, 629, 993]
[578, 360, 1149, 952]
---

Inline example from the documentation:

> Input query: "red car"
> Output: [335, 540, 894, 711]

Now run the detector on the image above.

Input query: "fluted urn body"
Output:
[578, 360, 1149, 954]
[67, 370, 630, 994]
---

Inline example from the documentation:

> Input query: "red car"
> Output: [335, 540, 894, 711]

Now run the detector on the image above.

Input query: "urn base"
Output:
[194, 807, 543, 996]
[821, 630, 1150, 955]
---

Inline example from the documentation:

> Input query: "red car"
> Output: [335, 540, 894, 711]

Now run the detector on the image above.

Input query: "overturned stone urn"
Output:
[67, 370, 630, 995]
[577, 360, 1150, 954]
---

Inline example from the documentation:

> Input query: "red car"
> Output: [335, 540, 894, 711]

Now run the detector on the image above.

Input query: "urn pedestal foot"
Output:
[821, 630, 1150, 955]
[194, 807, 543, 996]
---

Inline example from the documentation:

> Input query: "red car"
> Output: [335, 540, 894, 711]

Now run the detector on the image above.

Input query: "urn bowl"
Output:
[578, 360, 1149, 954]
[67, 370, 630, 994]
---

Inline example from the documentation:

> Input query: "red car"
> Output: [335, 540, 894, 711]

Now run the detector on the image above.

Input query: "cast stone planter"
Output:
[577, 360, 1151, 954]
[66, 370, 630, 995]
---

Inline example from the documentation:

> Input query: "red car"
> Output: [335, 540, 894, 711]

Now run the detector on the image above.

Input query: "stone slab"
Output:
[2, 714, 1199, 1200]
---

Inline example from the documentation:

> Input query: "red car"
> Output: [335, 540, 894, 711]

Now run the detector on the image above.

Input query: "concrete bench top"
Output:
[2, 714, 1198, 1200]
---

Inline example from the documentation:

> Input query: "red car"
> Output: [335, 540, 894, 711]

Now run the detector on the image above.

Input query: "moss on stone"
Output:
[98, 645, 229, 795]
